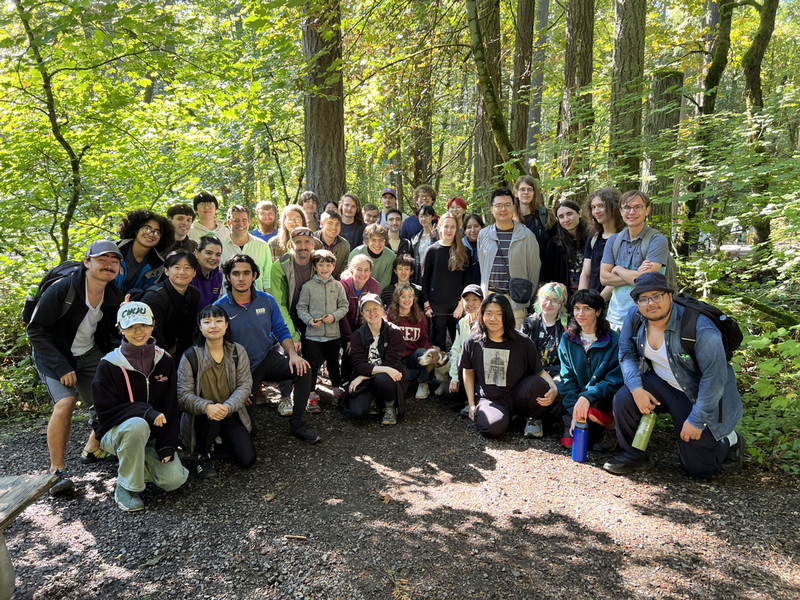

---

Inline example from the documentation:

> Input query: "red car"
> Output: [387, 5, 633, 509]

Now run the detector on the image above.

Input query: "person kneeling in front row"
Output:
[92, 303, 188, 512]
[603, 272, 743, 479]
[460, 293, 558, 438]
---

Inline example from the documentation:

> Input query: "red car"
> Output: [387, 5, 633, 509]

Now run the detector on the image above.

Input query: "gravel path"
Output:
[3, 392, 799, 599]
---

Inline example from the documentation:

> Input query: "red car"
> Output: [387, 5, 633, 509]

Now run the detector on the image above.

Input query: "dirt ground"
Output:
[3, 389, 799, 599]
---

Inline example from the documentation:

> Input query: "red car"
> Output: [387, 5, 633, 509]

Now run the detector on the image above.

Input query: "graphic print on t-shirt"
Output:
[484, 348, 509, 387]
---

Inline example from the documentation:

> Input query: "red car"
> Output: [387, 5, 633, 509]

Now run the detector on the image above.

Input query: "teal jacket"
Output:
[557, 329, 623, 414]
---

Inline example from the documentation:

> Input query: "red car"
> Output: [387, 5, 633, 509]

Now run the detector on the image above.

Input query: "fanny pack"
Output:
[508, 278, 533, 305]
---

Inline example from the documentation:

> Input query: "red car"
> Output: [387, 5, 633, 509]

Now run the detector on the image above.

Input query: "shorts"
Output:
[40, 346, 103, 407]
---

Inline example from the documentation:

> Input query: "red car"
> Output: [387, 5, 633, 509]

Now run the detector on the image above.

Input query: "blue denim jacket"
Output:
[619, 302, 743, 441]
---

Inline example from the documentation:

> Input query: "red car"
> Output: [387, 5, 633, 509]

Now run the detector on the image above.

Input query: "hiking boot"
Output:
[603, 453, 655, 475]
[115, 484, 144, 512]
[592, 428, 619, 453]
[50, 469, 75, 496]
[196, 455, 217, 479]
[415, 383, 430, 400]
[80, 448, 116, 464]
[278, 396, 293, 417]
[369, 400, 379, 415]
[723, 433, 744, 471]
[306, 396, 321, 414]
[382, 406, 397, 426]
[290, 423, 320, 443]
[523, 418, 544, 438]
[460, 404, 470, 418]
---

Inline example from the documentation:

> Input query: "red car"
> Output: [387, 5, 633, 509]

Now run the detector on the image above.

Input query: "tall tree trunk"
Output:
[560, 0, 594, 201]
[527, 0, 550, 161]
[471, 0, 504, 194]
[741, 0, 779, 248]
[679, 0, 732, 256]
[302, 0, 346, 208]
[510, 0, 535, 159]
[608, 0, 646, 190]
[466, 0, 526, 191]
[14, 0, 87, 261]
[642, 70, 683, 230]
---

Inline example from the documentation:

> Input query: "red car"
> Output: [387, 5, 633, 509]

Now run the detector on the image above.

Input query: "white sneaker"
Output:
[524, 418, 543, 438]
[415, 383, 429, 400]
[277, 396, 293, 417]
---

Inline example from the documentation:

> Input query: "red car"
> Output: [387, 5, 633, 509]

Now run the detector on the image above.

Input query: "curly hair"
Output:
[584, 187, 624, 236]
[116, 209, 175, 254]
[565, 289, 610, 340]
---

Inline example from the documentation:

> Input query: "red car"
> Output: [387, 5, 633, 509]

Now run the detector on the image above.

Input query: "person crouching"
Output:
[92, 302, 188, 512]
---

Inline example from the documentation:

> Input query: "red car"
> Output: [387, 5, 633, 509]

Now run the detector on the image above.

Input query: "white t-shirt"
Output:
[644, 335, 681, 390]
[70, 282, 103, 356]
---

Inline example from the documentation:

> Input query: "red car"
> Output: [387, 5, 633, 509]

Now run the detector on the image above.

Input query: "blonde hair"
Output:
[534, 282, 569, 325]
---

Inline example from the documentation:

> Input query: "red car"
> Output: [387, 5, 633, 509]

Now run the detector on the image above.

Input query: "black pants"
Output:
[251, 346, 313, 430]
[349, 373, 400, 420]
[430, 303, 458, 351]
[303, 339, 342, 388]
[194, 414, 256, 468]
[613, 370, 730, 479]
[475, 375, 552, 438]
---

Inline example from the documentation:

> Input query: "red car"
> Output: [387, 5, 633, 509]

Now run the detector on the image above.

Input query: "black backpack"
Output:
[21, 261, 84, 324]
[633, 293, 743, 362]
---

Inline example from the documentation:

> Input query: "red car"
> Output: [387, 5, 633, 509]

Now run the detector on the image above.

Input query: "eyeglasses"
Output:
[140, 225, 162, 237]
[492, 203, 514, 210]
[636, 292, 666, 306]
[517, 187, 534, 193]
[285, 216, 303, 224]
[621, 204, 646, 214]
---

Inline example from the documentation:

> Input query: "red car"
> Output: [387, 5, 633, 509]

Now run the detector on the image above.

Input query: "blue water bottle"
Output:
[572, 418, 589, 463]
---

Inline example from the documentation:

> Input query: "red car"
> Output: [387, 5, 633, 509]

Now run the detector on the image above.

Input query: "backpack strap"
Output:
[679, 306, 699, 359]
[639, 227, 656, 259]
[185, 346, 198, 379]
[539, 205, 548, 228]
[119, 367, 135, 403]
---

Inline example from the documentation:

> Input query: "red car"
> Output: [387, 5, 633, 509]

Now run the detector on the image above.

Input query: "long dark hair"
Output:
[566, 289, 610, 340]
[554, 200, 587, 262]
[194, 304, 234, 346]
[477, 293, 519, 342]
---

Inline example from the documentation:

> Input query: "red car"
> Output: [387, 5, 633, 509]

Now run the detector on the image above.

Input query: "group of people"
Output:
[28, 182, 744, 512]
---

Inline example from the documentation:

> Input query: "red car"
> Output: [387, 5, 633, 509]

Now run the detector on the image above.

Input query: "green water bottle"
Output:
[632, 412, 657, 451]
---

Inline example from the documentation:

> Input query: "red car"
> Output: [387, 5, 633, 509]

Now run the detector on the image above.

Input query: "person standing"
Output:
[579, 187, 624, 302]
[477, 188, 541, 329]
[400, 184, 438, 240]
[600, 190, 669, 329]
[252, 200, 278, 243]
[338, 193, 367, 250]
[28, 240, 124, 495]
[167, 203, 198, 254]
[379, 187, 407, 225]
[313, 210, 351, 280]
[191, 235, 224, 309]
[189, 190, 230, 243]
[221, 204, 273, 293]
[348, 224, 397, 291]
[115, 209, 175, 295]
[300, 190, 321, 232]
[542, 200, 587, 298]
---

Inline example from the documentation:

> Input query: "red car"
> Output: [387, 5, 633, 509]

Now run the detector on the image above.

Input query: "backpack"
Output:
[611, 227, 678, 290]
[633, 294, 743, 362]
[21, 261, 83, 324]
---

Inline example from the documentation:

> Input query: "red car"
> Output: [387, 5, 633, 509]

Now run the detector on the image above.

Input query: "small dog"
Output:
[417, 346, 451, 394]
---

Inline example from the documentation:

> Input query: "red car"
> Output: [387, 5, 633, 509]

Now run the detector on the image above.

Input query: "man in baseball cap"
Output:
[27, 239, 124, 495]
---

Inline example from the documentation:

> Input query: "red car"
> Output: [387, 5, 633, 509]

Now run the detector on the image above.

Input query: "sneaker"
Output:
[369, 400, 379, 415]
[80, 448, 116, 464]
[603, 453, 655, 475]
[290, 423, 321, 443]
[523, 418, 544, 438]
[278, 396, 293, 417]
[415, 383, 430, 400]
[309, 391, 319, 402]
[114, 484, 144, 512]
[50, 469, 75, 496]
[196, 455, 217, 479]
[460, 404, 470, 418]
[591, 428, 619, 453]
[723, 433, 744, 471]
[306, 396, 321, 414]
[331, 387, 344, 400]
[382, 406, 397, 426]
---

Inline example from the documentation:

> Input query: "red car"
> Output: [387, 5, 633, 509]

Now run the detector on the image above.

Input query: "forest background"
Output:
[0, 0, 798, 471]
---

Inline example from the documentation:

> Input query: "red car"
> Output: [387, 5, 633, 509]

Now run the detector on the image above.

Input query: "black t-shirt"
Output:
[583, 234, 609, 292]
[460, 332, 544, 406]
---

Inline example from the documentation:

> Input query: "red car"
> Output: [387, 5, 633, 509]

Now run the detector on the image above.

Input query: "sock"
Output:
[726, 430, 738, 447]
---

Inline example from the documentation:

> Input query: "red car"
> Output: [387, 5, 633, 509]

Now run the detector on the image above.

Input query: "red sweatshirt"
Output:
[388, 314, 430, 357]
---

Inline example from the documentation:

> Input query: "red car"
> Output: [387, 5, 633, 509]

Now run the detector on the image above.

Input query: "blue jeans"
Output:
[401, 348, 432, 384]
